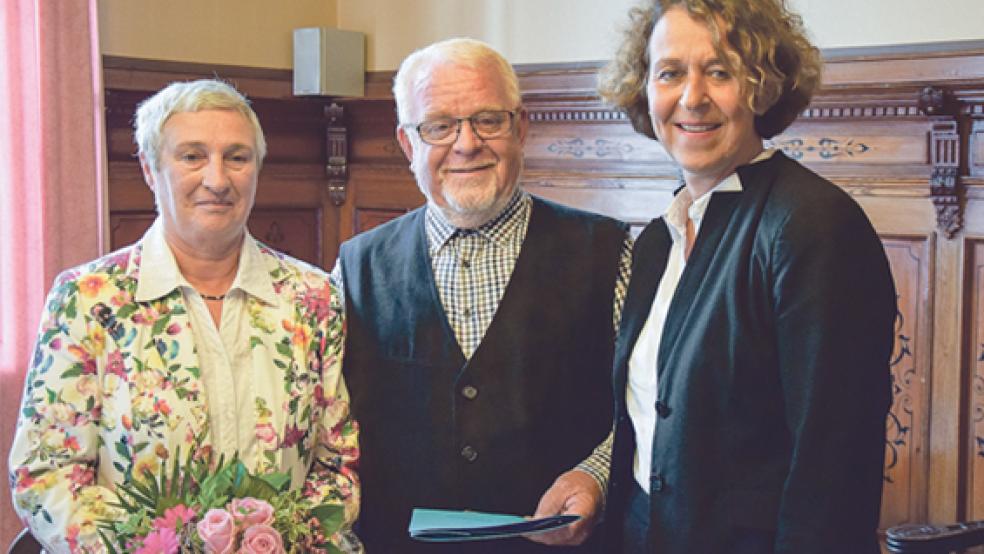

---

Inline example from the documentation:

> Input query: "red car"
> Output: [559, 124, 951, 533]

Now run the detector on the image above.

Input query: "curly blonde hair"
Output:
[598, 0, 821, 139]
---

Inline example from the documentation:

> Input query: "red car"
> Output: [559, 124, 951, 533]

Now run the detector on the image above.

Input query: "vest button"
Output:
[460, 445, 478, 462]
[461, 259, 471, 269]
[651, 474, 665, 492]
[461, 385, 479, 400]
[655, 400, 671, 418]
[462, 307, 472, 318]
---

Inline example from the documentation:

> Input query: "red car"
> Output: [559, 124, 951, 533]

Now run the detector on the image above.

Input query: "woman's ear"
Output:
[138, 153, 156, 192]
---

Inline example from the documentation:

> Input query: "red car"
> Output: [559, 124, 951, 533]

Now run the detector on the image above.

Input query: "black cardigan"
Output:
[606, 152, 897, 553]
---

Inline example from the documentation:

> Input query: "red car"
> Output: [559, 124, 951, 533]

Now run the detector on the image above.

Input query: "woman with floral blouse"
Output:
[9, 79, 362, 553]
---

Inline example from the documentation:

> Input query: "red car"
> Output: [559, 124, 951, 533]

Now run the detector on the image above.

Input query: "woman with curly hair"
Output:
[598, 1, 897, 552]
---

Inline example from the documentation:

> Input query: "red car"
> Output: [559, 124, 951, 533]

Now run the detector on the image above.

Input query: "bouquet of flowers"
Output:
[98, 449, 344, 554]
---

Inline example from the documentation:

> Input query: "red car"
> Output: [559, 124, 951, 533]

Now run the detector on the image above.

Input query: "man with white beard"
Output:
[334, 38, 631, 553]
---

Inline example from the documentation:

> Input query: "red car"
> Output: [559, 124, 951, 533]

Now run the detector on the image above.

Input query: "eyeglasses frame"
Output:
[404, 109, 522, 146]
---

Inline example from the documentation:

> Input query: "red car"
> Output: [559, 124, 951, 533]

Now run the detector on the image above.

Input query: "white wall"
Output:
[790, 0, 984, 49]
[337, 0, 638, 70]
[338, 0, 984, 70]
[98, 0, 984, 71]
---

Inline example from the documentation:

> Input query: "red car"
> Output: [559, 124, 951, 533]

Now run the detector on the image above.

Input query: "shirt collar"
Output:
[425, 187, 529, 253]
[134, 218, 278, 306]
[235, 235, 279, 306]
[664, 148, 776, 239]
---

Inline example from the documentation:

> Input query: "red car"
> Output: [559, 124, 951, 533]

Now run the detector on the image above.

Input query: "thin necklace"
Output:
[199, 292, 226, 301]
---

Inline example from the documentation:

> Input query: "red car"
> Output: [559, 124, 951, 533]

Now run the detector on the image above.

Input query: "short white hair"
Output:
[392, 37, 521, 125]
[134, 79, 267, 171]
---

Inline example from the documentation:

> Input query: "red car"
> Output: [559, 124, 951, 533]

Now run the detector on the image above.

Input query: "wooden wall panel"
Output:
[247, 210, 321, 267]
[881, 237, 933, 527]
[970, 240, 984, 522]
[109, 211, 156, 248]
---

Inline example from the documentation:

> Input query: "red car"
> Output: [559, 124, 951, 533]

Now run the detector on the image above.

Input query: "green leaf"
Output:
[257, 472, 291, 492]
[311, 503, 345, 534]
[151, 314, 171, 336]
[234, 472, 279, 501]
[276, 341, 292, 357]
[116, 304, 138, 320]
[250, 336, 263, 349]
[114, 440, 130, 460]
[65, 295, 77, 319]
[40, 328, 60, 344]
[169, 447, 182, 497]
[59, 365, 85, 379]
[98, 529, 120, 554]
[117, 482, 155, 510]
[198, 463, 235, 509]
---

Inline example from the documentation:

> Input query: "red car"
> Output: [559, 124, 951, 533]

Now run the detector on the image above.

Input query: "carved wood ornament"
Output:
[325, 102, 349, 206]
[919, 86, 963, 239]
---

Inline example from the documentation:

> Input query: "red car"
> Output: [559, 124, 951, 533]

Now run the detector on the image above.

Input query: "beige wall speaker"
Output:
[293, 27, 365, 97]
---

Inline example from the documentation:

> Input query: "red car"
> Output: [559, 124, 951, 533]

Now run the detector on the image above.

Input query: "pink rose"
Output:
[228, 497, 275, 527]
[239, 524, 285, 554]
[196, 508, 235, 554]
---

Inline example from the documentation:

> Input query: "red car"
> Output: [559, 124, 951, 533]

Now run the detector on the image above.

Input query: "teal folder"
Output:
[408, 508, 580, 542]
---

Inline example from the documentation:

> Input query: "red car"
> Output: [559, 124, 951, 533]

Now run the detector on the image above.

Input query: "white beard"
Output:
[441, 172, 500, 216]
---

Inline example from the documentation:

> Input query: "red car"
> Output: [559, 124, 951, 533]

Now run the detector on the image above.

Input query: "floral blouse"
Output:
[8, 231, 361, 553]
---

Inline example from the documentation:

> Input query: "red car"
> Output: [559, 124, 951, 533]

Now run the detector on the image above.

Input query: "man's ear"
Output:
[396, 126, 415, 165]
[138, 153, 156, 192]
[515, 107, 530, 146]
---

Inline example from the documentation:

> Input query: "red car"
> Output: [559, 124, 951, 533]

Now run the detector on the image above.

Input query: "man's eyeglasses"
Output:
[408, 110, 518, 146]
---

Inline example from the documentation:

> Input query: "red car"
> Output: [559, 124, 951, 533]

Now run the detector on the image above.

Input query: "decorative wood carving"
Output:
[798, 105, 922, 120]
[528, 108, 626, 122]
[546, 138, 634, 158]
[769, 137, 871, 160]
[917, 86, 958, 117]
[928, 118, 962, 239]
[325, 102, 348, 206]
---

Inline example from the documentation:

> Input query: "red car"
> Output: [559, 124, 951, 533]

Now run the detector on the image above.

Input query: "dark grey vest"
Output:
[340, 197, 625, 553]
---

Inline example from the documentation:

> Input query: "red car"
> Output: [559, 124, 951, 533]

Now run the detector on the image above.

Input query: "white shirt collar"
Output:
[664, 148, 776, 240]
[134, 218, 278, 306]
